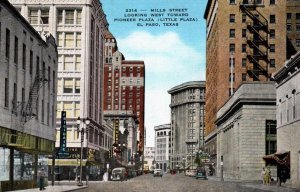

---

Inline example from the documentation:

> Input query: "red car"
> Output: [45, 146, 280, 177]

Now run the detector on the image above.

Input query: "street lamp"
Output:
[76, 117, 90, 186]
[118, 143, 126, 166]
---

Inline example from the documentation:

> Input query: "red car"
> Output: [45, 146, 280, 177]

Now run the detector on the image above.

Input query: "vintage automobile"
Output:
[195, 167, 207, 180]
[111, 167, 127, 181]
[153, 169, 163, 177]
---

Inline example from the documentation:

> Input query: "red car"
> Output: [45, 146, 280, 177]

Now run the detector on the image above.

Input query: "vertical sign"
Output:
[114, 119, 119, 144]
[59, 111, 69, 156]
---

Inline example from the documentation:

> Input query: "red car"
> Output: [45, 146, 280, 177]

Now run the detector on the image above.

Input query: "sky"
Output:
[101, 0, 208, 147]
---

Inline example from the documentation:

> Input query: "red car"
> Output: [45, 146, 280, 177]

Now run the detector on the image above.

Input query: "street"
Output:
[78, 173, 299, 192]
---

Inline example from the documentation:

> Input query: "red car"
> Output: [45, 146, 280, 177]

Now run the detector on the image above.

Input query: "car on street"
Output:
[153, 169, 163, 177]
[195, 167, 207, 180]
[111, 167, 127, 181]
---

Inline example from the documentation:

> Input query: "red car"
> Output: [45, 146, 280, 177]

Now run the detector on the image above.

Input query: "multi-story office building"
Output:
[154, 124, 171, 173]
[286, 0, 300, 59]
[0, 0, 58, 190]
[204, 0, 292, 162]
[168, 81, 205, 169]
[9, 0, 109, 180]
[103, 31, 145, 162]
[273, 51, 300, 187]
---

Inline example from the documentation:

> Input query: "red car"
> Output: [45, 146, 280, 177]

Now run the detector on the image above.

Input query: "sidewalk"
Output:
[207, 176, 300, 192]
[8, 181, 90, 192]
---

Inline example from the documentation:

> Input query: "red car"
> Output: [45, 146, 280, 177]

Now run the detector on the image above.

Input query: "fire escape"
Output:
[240, 1, 270, 81]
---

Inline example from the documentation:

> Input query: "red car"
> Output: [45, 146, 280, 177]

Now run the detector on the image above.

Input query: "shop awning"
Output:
[263, 151, 290, 166]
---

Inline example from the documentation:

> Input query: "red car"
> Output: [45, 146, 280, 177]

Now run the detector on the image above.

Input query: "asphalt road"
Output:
[78, 173, 300, 192]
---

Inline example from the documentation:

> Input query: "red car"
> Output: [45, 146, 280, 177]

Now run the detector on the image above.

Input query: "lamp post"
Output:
[76, 117, 90, 186]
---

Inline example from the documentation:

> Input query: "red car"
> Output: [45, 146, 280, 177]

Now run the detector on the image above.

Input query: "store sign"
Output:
[58, 111, 69, 157]
[56, 147, 86, 159]
[114, 119, 119, 144]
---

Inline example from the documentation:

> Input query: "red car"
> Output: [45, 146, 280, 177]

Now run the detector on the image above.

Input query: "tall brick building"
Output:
[103, 31, 145, 155]
[204, 0, 293, 158]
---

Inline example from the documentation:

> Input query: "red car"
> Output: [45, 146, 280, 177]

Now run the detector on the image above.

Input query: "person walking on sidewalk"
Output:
[265, 167, 271, 186]
[261, 168, 266, 185]
[38, 168, 46, 191]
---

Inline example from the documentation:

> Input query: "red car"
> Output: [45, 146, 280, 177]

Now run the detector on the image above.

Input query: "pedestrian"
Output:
[38, 168, 46, 191]
[261, 168, 266, 185]
[265, 167, 271, 185]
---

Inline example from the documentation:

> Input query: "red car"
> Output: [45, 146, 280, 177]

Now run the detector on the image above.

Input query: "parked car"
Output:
[195, 167, 207, 180]
[153, 169, 163, 177]
[111, 167, 127, 181]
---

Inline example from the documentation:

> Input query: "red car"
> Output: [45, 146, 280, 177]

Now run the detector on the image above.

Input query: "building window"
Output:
[242, 14, 246, 23]
[229, 88, 235, 96]
[41, 9, 49, 24]
[242, 44, 247, 52]
[6, 28, 10, 58]
[14, 36, 18, 64]
[76, 10, 82, 24]
[229, 44, 235, 52]
[242, 73, 247, 81]
[5, 78, 8, 107]
[229, 14, 235, 23]
[265, 120, 277, 155]
[64, 79, 73, 93]
[65, 33, 74, 47]
[22, 44, 26, 70]
[242, 58, 247, 68]
[29, 9, 38, 24]
[65, 10, 75, 24]
[75, 102, 80, 118]
[30, 50, 33, 75]
[296, 24, 300, 31]
[75, 55, 81, 71]
[63, 102, 73, 118]
[229, 73, 235, 82]
[229, 29, 235, 38]
[242, 29, 246, 38]
[270, 44, 275, 52]
[270, 59, 275, 67]
[64, 55, 73, 70]
[58, 10, 63, 24]
[229, 58, 235, 67]
[76, 33, 81, 47]
[270, 15, 276, 24]
[296, 13, 300, 20]
[57, 32, 63, 47]
[296, 39, 300, 47]
[75, 79, 80, 93]
[269, 29, 275, 39]
[287, 13, 292, 21]
[230, 0, 236, 4]
[287, 24, 292, 31]
[270, 0, 275, 5]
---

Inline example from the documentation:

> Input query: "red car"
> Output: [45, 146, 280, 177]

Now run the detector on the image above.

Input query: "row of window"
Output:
[229, 43, 275, 53]
[230, 0, 276, 5]
[27, 8, 82, 25]
[229, 14, 276, 24]
[57, 32, 81, 48]
[58, 55, 81, 71]
[56, 101, 80, 118]
[57, 78, 80, 94]
[287, 24, 300, 32]
[287, 13, 300, 20]
[229, 58, 276, 68]
[229, 28, 276, 39]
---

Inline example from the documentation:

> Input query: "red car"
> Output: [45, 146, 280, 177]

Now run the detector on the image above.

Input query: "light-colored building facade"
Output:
[204, 0, 288, 163]
[9, 0, 109, 180]
[168, 81, 206, 169]
[144, 147, 155, 171]
[273, 51, 300, 187]
[216, 82, 276, 180]
[154, 124, 170, 172]
[0, 0, 58, 190]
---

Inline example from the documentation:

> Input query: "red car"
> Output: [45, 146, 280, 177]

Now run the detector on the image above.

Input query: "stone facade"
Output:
[154, 124, 170, 172]
[168, 81, 205, 169]
[216, 82, 276, 180]
[0, 0, 58, 190]
[273, 51, 300, 187]
[204, 0, 288, 161]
